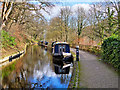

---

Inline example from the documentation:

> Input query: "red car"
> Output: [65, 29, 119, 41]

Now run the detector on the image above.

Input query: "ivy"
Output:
[101, 34, 120, 70]
[1, 30, 16, 48]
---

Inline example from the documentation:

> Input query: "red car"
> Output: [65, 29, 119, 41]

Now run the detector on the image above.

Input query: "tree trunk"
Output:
[0, 2, 13, 31]
[118, 8, 120, 36]
[66, 34, 67, 42]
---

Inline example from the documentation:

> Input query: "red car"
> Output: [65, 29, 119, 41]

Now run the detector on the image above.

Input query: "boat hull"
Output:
[53, 54, 73, 65]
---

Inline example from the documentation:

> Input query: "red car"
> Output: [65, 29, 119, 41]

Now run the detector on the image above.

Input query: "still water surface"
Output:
[2, 45, 72, 88]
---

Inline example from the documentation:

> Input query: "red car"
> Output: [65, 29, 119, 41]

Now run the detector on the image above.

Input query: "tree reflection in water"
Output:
[2, 45, 72, 88]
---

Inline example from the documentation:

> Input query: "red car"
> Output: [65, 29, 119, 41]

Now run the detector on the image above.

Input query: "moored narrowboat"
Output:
[38, 41, 48, 48]
[52, 42, 73, 65]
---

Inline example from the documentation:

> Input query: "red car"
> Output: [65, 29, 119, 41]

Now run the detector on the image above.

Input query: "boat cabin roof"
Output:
[53, 42, 70, 53]
[54, 42, 69, 45]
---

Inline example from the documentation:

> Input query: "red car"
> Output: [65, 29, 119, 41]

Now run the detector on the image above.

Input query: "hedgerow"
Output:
[101, 35, 120, 70]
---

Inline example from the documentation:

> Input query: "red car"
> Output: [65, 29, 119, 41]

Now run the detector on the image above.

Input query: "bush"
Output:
[1, 30, 16, 48]
[101, 35, 120, 70]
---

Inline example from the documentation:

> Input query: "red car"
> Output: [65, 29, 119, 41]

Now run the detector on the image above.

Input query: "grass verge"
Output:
[2, 61, 16, 79]
[69, 50, 82, 88]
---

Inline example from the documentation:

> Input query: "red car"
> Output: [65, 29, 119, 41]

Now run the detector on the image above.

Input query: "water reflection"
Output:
[2, 45, 72, 88]
[53, 64, 70, 74]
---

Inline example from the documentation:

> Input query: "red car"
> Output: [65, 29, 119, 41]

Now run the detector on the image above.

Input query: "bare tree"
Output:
[76, 7, 86, 44]
[87, 7, 97, 45]
[1, 1, 13, 31]
[70, 16, 76, 31]
[59, 9, 64, 41]
[91, 4, 107, 44]
[62, 6, 72, 42]
[0, 1, 53, 42]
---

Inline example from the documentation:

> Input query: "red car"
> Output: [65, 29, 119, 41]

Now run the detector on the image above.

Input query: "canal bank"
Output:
[0, 43, 30, 69]
[68, 61, 81, 88]
[68, 50, 82, 88]
[0, 43, 30, 89]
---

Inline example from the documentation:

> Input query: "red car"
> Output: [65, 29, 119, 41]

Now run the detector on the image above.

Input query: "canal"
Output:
[2, 45, 73, 88]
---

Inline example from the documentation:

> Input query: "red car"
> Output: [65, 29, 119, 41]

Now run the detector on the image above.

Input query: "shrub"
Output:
[1, 30, 16, 48]
[101, 35, 120, 70]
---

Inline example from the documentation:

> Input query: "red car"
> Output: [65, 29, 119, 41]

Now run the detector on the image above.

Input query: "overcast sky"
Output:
[33, 0, 115, 20]
[40, 1, 93, 20]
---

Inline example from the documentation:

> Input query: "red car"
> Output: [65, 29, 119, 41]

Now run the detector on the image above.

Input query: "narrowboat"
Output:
[44, 41, 48, 47]
[53, 63, 70, 74]
[38, 40, 43, 46]
[38, 41, 48, 47]
[52, 42, 73, 66]
[51, 41, 56, 52]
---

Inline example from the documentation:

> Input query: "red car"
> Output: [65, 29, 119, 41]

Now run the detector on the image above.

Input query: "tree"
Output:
[90, 4, 107, 44]
[46, 17, 61, 41]
[70, 16, 77, 31]
[76, 7, 86, 44]
[110, 0, 120, 36]
[87, 7, 97, 45]
[1, 1, 53, 41]
[62, 7, 72, 42]
[105, 6, 116, 35]
[59, 9, 65, 41]
[1, 1, 14, 31]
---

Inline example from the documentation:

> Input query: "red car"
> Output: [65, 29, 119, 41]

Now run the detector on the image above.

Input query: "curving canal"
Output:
[2, 45, 73, 88]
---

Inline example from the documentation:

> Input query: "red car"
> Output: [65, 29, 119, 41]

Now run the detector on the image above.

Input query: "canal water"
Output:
[2, 45, 73, 88]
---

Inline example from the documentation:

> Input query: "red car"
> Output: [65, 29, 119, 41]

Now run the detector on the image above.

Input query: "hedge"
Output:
[101, 35, 120, 70]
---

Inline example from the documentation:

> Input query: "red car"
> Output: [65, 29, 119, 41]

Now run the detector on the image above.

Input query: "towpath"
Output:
[71, 48, 119, 88]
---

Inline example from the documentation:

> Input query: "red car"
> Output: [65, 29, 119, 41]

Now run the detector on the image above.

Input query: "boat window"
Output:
[65, 45, 70, 53]
[54, 44, 70, 53]
[63, 46, 65, 52]
[59, 46, 62, 54]
[54, 45, 59, 53]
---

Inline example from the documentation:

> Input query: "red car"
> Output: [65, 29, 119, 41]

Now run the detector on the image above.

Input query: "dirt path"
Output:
[71, 48, 119, 88]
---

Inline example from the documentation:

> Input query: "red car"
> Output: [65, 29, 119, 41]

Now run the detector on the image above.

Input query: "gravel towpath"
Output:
[71, 48, 119, 88]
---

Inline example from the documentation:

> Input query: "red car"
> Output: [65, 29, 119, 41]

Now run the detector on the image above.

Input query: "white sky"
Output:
[40, 3, 92, 20]
[4, 0, 106, 2]
[31, 0, 118, 20]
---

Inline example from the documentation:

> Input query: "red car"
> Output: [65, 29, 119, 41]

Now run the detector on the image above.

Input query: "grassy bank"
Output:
[2, 61, 16, 79]
[69, 61, 82, 88]
[69, 51, 83, 88]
